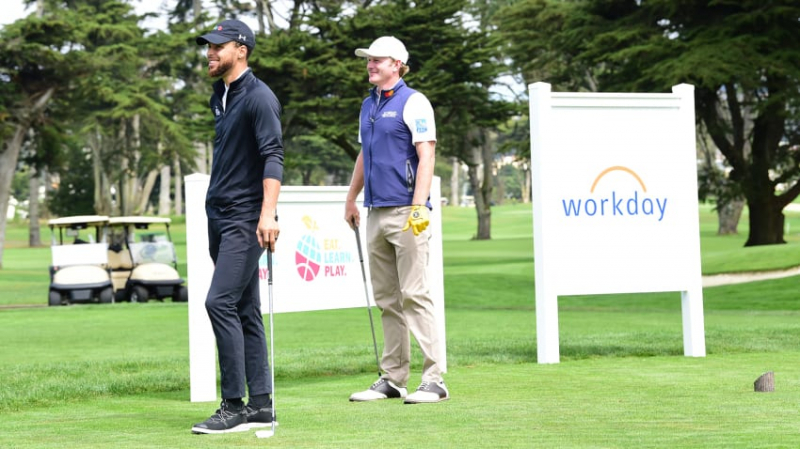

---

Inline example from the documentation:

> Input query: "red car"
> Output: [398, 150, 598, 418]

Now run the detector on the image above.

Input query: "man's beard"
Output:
[209, 59, 233, 78]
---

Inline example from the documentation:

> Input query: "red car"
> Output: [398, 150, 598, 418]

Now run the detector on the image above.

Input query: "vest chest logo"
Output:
[382, 111, 398, 118]
[214, 106, 221, 117]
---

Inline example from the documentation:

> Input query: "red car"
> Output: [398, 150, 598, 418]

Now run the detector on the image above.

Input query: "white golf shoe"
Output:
[404, 381, 449, 404]
[349, 378, 407, 402]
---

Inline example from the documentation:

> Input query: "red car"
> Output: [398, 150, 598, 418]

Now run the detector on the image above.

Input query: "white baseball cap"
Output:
[355, 36, 409, 64]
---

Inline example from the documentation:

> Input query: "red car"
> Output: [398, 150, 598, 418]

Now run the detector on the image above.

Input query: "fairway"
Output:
[1, 204, 800, 448]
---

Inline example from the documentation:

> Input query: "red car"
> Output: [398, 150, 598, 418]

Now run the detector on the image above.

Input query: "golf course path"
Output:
[702, 265, 800, 287]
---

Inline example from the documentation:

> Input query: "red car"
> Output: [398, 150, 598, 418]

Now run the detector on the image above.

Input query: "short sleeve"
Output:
[403, 92, 437, 143]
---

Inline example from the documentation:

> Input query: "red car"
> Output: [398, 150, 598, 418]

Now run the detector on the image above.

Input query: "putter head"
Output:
[255, 429, 274, 439]
[255, 421, 277, 439]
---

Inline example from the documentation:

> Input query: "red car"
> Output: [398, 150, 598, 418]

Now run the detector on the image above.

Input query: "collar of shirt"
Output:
[223, 68, 252, 111]
[373, 78, 406, 102]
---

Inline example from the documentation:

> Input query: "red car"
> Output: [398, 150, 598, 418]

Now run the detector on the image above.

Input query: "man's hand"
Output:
[257, 214, 279, 251]
[344, 200, 360, 229]
[402, 205, 429, 236]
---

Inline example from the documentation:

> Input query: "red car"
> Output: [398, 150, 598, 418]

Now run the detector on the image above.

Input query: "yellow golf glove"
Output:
[402, 205, 430, 236]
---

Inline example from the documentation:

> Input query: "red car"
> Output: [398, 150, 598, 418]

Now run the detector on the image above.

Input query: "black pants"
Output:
[206, 216, 271, 400]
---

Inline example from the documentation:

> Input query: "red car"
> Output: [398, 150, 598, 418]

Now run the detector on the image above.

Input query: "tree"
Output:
[67, 0, 197, 216]
[0, 11, 79, 267]
[498, 0, 800, 246]
[46, 145, 96, 217]
[283, 135, 353, 185]
[261, 0, 509, 238]
[696, 122, 745, 235]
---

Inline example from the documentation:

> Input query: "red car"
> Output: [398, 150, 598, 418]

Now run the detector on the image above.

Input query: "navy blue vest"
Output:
[359, 79, 419, 207]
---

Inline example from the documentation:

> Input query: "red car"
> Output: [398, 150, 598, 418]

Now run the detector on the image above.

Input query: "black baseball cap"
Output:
[196, 19, 255, 49]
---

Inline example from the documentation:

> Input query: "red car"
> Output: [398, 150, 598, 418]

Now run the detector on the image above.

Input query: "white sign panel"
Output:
[256, 188, 375, 313]
[529, 83, 705, 364]
[185, 175, 446, 401]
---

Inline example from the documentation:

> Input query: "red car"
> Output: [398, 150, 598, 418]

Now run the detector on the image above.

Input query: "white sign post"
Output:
[529, 82, 705, 364]
[185, 174, 217, 402]
[185, 175, 446, 402]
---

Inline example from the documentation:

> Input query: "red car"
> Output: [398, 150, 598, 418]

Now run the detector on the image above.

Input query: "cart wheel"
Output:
[173, 286, 188, 302]
[48, 290, 63, 306]
[99, 287, 114, 304]
[130, 285, 149, 303]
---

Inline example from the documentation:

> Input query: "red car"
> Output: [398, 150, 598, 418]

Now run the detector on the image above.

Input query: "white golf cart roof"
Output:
[48, 215, 110, 227]
[108, 216, 171, 225]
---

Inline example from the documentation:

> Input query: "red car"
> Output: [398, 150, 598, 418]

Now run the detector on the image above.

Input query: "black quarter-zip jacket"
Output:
[205, 69, 284, 220]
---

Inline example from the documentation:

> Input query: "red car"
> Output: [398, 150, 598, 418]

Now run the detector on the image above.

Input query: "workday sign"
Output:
[562, 166, 668, 221]
[529, 83, 705, 364]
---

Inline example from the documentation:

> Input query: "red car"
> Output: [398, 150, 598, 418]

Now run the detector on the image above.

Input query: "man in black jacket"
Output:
[191, 19, 284, 434]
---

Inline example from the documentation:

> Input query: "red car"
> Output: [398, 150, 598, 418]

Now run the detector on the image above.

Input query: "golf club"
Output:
[352, 220, 382, 378]
[256, 247, 276, 439]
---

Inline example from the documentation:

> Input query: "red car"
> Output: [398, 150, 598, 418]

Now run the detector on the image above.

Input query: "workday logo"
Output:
[561, 166, 668, 221]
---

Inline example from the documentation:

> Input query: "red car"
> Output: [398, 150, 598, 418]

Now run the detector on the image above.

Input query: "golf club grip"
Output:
[267, 249, 273, 285]
[353, 225, 368, 285]
[353, 222, 364, 261]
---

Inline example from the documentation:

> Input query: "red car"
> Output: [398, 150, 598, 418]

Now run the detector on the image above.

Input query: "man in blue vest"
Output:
[345, 36, 448, 404]
[191, 19, 283, 433]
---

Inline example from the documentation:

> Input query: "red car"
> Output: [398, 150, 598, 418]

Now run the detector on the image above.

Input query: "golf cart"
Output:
[107, 216, 187, 303]
[47, 215, 114, 306]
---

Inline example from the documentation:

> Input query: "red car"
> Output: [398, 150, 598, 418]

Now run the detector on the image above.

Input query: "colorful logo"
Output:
[295, 234, 322, 281]
[293, 215, 353, 282]
[561, 166, 668, 221]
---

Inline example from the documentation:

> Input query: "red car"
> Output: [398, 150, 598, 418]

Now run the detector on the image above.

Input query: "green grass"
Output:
[2, 204, 800, 448]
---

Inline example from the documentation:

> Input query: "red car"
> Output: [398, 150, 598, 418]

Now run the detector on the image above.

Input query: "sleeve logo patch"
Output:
[415, 119, 428, 133]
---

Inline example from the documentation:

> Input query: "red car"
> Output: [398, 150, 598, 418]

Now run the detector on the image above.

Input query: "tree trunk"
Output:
[0, 87, 54, 268]
[449, 157, 459, 207]
[120, 118, 140, 216]
[43, 168, 53, 219]
[118, 119, 132, 215]
[743, 77, 785, 246]
[192, 0, 201, 22]
[0, 125, 28, 269]
[255, 0, 266, 34]
[135, 169, 159, 214]
[91, 126, 110, 215]
[173, 153, 183, 216]
[745, 197, 785, 246]
[264, 0, 278, 33]
[28, 167, 41, 247]
[494, 165, 505, 206]
[521, 162, 531, 204]
[129, 115, 144, 215]
[159, 164, 171, 216]
[476, 130, 493, 239]
[467, 160, 492, 240]
[194, 141, 208, 174]
[717, 199, 744, 235]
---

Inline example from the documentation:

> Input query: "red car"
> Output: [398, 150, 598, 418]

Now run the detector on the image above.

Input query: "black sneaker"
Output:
[349, 378, 408, 402]
[404, 381, 449, 404]
[245, 403, 277, 429]
[191, 401, 248, 434]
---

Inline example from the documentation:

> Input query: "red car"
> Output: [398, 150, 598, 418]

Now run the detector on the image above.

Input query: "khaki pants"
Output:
[367, 206, 443, 387]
